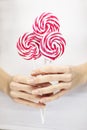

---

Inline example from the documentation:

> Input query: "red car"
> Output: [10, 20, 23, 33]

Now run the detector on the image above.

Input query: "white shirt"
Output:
[0, 0, 87, 129]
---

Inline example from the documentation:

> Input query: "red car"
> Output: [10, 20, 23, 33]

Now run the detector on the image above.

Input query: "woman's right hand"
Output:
[9, 75, 46, 108]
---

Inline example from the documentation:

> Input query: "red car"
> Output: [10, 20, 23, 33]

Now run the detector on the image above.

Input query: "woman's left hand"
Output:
[30, 64, 87, 103]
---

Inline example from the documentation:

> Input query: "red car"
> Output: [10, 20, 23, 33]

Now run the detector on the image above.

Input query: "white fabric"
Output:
[0, 0, 87, 129]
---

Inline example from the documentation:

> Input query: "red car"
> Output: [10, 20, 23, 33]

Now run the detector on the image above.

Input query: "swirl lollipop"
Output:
[40, 31, 66, 60]
[17, 32, 41, 60]
[33, 12, 60, 37]
[16, 12, 66, 124]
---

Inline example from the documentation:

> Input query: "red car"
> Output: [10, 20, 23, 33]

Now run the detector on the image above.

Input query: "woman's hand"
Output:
[30, 63, 87, 103]
[9, 75, 46, 108]
[0, 68, 45, 108]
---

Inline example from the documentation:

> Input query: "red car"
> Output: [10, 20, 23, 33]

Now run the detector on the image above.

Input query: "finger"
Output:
[13, 75, 34, 84]
[13, 98, 46, 108]
[32, 82, 71, 95]
[10, 91, 41, 103]
[40, 89, 68, 103]
[30, 74, 72, 85]
[31, 66, 71, 76]
[37, 82, 51, 87]
[10, 82, 33, 94]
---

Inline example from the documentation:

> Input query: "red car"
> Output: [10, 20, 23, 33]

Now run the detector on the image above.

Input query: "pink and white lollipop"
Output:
[33, 12, 60, 37]
[17, 12, 66, 61]
[40, 31, 66, 60]
[17, 32, 41, 60]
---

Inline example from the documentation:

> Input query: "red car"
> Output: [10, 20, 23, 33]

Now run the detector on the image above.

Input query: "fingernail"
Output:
[40, 99, 46, 103]
[33, 100, 39, 103]
[27, 78, 34, 84]
[41, 105, 46, 109]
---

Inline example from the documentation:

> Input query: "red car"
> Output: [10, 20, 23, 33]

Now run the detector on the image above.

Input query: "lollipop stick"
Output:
[40, 58, 51, 124]
[40, 108, 46, 124]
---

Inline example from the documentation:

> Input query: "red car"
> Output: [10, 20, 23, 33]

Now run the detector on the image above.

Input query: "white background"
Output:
[0, 0, 87, 129]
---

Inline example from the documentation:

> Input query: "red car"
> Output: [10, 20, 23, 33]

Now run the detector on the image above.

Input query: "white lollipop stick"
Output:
[40, 108, 46, 124]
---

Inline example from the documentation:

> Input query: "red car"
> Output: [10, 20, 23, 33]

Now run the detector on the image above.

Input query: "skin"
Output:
[0, 62, 87, 108]
[0, 68, 45, 108]
[31, 63, 87, 103]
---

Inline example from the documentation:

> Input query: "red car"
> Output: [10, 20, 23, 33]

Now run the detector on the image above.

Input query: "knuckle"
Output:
[10, 91, 13, 96]
[64, 74, 72, 81]
[47, 75, 53, 80]
[53, 85, 58, 90]
[12, 75, 19, 81]
[37, 89, 42, 94]
[68, 74, 73, 81]
[44, 65, 53, 72]
[45, 65, 51, 70]
[37, 68, 42, 73]
[63, 75, 68, 81]
[52, 96, 57, 101]
[66, 66, 72, 73]
[10, 91, 15, 97]
[68, 82, 72, 88]
[10, 82, 15, 88]
[34, 76, 40, 83]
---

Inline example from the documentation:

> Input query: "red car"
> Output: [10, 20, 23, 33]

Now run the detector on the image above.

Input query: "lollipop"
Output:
[16, 12, 66, 124]
[40, 31, 66, 60]
[17, 12, 66, 61]
[17, 32, 41, 60]
[33, 12, 60, 37]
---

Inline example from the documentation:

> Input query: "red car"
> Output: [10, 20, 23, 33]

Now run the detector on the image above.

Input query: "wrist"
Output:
[0, 68, 12, 95]
[76, 63, 87, 85]
[3, 74, 12, 95]
[80, 63, 87, 84]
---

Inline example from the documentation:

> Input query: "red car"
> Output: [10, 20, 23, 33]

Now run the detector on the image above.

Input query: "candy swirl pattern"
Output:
[17, 12, 66, 60]
[17, 32, 41, 60]
[33, 12, 60, 37]
[40, 31, 66, 60]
